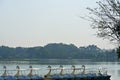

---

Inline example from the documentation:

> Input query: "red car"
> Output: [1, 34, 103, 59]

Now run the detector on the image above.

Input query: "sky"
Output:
[0, 0, 116, 49]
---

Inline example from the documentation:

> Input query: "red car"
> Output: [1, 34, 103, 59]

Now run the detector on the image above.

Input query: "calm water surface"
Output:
[0, 59, 119, 80]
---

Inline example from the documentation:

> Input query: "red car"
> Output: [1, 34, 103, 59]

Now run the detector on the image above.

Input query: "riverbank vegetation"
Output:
[0, 43, 118, 61]
[86, 0, 120, 58]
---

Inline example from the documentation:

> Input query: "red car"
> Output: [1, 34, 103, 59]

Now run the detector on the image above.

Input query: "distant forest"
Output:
[0, 43, 118, 61]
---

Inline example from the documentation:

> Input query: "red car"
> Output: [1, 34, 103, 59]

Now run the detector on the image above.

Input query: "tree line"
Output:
[0, 43, 118, 61]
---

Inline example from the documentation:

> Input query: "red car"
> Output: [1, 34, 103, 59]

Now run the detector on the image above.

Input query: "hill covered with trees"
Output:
[0, 43, 118, 61]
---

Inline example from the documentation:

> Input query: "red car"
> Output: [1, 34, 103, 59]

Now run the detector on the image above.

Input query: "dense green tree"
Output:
[117, 46, 120, 58]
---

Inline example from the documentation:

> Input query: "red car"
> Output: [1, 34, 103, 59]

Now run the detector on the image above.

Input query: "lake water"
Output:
[0, 59, 119, 80]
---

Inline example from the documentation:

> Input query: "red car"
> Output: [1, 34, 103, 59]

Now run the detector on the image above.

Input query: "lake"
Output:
[0, 59, 119, 80]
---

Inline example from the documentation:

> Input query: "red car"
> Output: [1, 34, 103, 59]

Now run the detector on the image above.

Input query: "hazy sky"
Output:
[0, 0, 116, 49]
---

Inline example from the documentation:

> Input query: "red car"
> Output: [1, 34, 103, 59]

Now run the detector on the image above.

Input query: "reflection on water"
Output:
[0, 59, 119, 80]
[117, 70, 120, 75]
[0, 59, 93, 65]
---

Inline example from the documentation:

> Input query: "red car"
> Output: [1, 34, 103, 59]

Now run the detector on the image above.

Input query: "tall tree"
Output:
[86, 0, 120, 58]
